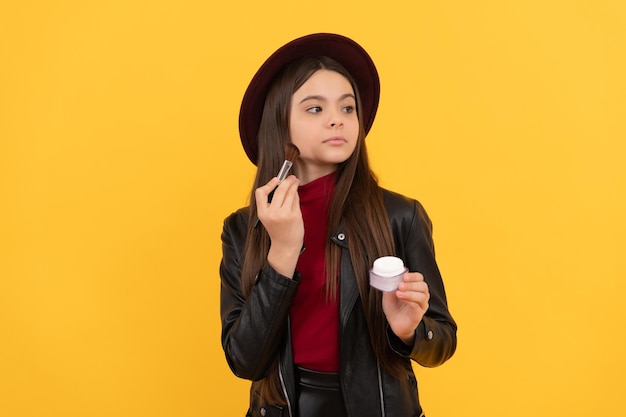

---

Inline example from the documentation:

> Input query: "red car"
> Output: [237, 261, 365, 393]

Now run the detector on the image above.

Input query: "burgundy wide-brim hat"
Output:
[238, 33, 380, 165]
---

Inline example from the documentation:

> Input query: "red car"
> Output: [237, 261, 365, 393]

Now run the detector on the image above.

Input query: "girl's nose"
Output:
[329, 114, 344, 128]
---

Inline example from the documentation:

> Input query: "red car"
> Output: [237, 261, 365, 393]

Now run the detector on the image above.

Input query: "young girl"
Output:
[220, 33, 457, 417]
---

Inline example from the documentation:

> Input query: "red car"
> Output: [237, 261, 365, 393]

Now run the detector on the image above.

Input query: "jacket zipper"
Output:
[278, 360, 293, 417]
[378, 361, 426, 417]
[376, 359, 386, 417]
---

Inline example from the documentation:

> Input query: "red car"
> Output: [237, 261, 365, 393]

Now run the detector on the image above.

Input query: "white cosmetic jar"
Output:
[369, 256, 408, 292]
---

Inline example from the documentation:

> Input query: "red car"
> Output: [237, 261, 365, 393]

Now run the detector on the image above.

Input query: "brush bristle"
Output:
[284, 143, 300, 163]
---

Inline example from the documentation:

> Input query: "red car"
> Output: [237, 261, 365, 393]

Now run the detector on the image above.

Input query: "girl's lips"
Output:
[323, 136, 347, 145]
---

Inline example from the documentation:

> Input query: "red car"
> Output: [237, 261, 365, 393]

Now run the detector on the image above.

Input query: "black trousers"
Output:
[295, 367, 347, 417]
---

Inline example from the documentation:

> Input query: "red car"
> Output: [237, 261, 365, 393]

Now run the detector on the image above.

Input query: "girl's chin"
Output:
[299, 153, 352, 166]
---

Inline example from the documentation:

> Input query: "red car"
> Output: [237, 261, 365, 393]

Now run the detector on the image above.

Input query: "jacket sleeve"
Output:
[219, 209, 300, 380]
[384, 193, 458, 367]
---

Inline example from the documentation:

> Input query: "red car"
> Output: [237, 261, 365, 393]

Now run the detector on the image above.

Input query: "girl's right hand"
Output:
[255, 175, 303, 278]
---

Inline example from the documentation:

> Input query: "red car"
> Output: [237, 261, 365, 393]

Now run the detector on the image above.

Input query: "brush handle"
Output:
[253, 160, 293, 229]
[276, 160, 293, 182]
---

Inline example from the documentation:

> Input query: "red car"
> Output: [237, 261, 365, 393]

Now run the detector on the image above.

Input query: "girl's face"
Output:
[289, 69, 359, 184]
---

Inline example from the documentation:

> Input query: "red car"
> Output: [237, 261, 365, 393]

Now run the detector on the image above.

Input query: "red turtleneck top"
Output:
[289, 172, 339, 372]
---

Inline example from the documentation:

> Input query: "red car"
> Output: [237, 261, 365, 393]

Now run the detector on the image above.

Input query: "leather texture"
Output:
[220, 188, 457, 417]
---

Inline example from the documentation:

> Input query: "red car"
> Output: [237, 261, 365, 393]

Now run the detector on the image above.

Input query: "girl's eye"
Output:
[343, 105, 355, 113]
[306, 106, 322, 113]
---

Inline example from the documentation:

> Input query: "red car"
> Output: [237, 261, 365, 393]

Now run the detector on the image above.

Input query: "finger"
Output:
[264, 175, 298, 209]
[403, 272, 425, 283]
[255, 177, 280, 205]
[398, 279, 428, 293]
[284, 179, 301, 213]
[396, 288, 430, 309]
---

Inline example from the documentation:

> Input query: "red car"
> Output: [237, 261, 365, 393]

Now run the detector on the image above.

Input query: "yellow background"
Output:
[1, 1, 625, 416]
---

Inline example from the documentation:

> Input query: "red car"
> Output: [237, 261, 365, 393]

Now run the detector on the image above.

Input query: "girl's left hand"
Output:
[382, 272, 430, 345]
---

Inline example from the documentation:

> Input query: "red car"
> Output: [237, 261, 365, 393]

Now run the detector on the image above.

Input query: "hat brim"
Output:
[238, 33, 380, 165]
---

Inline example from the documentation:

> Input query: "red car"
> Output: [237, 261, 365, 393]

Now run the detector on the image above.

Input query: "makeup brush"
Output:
[254, 143, 300, 229]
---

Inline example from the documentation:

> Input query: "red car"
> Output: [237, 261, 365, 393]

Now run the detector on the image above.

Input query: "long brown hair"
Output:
[240, 56, 404, 404]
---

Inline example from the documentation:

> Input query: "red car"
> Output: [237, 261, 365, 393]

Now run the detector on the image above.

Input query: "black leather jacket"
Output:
[220, 189, 457, 417]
